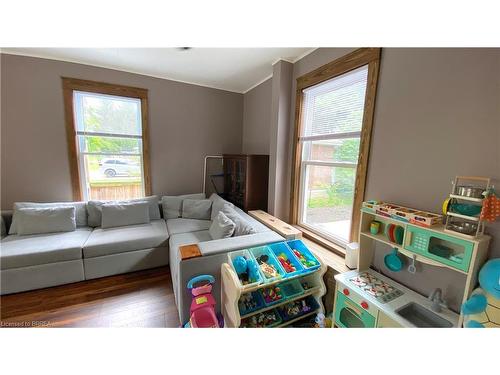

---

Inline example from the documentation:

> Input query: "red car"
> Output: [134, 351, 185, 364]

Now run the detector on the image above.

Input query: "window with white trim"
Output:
[73, 91, 146, 200]
[298, 65, 369, 245]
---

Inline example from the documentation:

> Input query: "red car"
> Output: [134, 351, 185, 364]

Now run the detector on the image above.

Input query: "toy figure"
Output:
[233, 255, 260, 285]
[461, 259, 500, 328]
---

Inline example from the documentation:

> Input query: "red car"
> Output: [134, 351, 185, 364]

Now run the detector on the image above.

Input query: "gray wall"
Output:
[0, 53, 243, 208]
[242, 78, 272, 154]
[244, 48, 500, 311]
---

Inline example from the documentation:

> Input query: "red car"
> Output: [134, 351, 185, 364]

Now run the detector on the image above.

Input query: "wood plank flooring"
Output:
[0, 266, 181, 328]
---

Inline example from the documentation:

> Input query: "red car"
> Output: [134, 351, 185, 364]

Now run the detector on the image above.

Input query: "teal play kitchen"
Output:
[355, 192, 491, 327]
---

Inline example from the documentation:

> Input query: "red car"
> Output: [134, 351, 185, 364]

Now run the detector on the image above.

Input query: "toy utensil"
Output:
[408, 254, 417, 274]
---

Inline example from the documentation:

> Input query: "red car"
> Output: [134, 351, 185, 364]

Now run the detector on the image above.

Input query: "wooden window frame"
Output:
[62, 77, 151, 201]
[290, 48, 381, 254]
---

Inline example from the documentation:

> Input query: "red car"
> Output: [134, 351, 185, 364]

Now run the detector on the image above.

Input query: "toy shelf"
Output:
[221, 246, 326, 328]
[358, 205, 490, 327]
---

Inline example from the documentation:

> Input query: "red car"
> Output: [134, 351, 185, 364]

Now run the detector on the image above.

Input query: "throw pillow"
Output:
[182, 199, 212, 220]
[15, 207, 76, 236]
[209, 211, 235, 240]
[101, 202, 150, 229]
[9, 201, 87, 234]
[208, 193, 234, 221]
[87, 195, 160, 227]
[222, 206, 256, 236]
[161, 193, 205, 219]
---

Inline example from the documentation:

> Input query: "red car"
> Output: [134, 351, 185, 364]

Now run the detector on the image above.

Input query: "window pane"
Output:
[78, 135, 142, 154]
[74, 91, 142, 136]
[302, 65, 368, 137]
[83, 154, 144, 200]
[302, 138, 360, 163]
[301, 165, 356, 243]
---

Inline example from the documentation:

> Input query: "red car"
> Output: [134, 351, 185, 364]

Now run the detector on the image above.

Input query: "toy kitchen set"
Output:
[333, 176, 499, 328]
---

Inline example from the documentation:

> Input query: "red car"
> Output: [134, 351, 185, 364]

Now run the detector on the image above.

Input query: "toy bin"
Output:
[286, 240, 320, 271]
[238, 291, 265, 316]
[240, 308, 282, 328]
[227, 249, 263, 289]
[259, 284, 286, 307]
[280, 279, 304, 300]
[268, 242, 305, 278]
[249, 246, 286, 283]
[277, 295, 320, 322]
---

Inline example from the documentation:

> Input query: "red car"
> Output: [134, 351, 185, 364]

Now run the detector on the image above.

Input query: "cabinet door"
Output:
[376, 311, 402, 328]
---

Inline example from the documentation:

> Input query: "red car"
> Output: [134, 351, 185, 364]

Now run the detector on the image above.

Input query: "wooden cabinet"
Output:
[223, 154, 269, 211]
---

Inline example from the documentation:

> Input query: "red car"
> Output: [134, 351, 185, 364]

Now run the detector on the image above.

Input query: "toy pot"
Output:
[370, 221, 381, 235]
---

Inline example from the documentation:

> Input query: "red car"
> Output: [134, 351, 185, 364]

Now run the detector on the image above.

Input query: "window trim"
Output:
[62, 77, 151, 201]
[290, 48, 381, 250]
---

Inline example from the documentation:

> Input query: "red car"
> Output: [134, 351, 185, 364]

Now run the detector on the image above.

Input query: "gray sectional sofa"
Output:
[0, 193, 283, 324]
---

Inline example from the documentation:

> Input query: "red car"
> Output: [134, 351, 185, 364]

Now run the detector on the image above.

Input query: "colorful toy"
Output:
[261, 285, 283, 304]
[184, 275, 222, 328]
[233, 255, 260, 285]
[256, 254, 279, 279]
[292, 249, 316, 268]
[277, 253, 297, 273]
[281, 299, 311, 319]
[461, 259, 500, 328]
[241, 310, 281, 328]
[238, 292, 262, 315]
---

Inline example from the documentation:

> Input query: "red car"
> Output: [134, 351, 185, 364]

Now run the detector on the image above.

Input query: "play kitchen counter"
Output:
[333, 269, 459, 328]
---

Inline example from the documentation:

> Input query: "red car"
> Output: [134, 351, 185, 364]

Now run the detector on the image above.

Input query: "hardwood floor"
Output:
[0, 267, 181, 328]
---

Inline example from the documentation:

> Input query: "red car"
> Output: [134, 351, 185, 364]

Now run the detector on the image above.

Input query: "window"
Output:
[62, 78, 151, 201]
[291, 49, 380, 250]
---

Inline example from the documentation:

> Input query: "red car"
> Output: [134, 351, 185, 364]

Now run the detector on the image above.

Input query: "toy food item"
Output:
[257, 254, 280, 279]
[292, 249, 316, 268]
[277, 253, 297, 273]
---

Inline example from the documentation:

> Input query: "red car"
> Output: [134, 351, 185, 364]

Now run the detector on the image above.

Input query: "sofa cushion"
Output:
[16, 207, 76, 236]
[0, 228, 92, 270]
[222, 206, 256, 237]
[1, 216, 7, 239]
[83, 219, 169, 258]
[9, 201, 87, 234]
[161, 193, 205, 219]
[209, 211, 235, 239]
[232, 206, 270, 233]
[87, 195, 161, 227]
[182, 199, 212, 220]
[101, 202, 150, 229]
[208, 193, 234, 221]
[166, 218, 211, 235]
[168, 230, 212, 305]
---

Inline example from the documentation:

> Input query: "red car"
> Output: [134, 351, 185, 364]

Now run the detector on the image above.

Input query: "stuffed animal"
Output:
[461, 259, 500, 328]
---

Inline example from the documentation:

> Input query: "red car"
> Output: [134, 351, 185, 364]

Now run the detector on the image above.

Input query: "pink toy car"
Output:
[184, 275, 223, 328]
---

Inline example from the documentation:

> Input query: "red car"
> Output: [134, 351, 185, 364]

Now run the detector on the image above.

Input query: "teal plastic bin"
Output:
[286, 240, 320, 271]
[249, 246, 286, 283]
[269, 242, 305, 278]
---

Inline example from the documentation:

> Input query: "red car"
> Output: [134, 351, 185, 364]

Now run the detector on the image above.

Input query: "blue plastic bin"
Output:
[277, 295, 320, 322]
[280, 279, 305, 300]
[268, 242, 305, 278]
[286, 240, 320, 271]
[240, 308, 282, 328]
[249, 246, 286, 283]
[238, 291, 265, 316]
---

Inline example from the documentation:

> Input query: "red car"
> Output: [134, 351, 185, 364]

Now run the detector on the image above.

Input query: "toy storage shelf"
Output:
[358, 206, 490, 327]
[221, 247, 326, 328]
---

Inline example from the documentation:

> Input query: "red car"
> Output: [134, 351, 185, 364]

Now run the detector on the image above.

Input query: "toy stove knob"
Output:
[361, 301, 369, 309]
[343, 288, 350, 296]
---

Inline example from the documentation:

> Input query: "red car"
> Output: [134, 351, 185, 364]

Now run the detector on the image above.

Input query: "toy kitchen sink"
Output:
[333, 269, 459, 328]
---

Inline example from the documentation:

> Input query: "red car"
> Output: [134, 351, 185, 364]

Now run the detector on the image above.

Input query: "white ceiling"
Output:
[1, 48, 315, 93]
